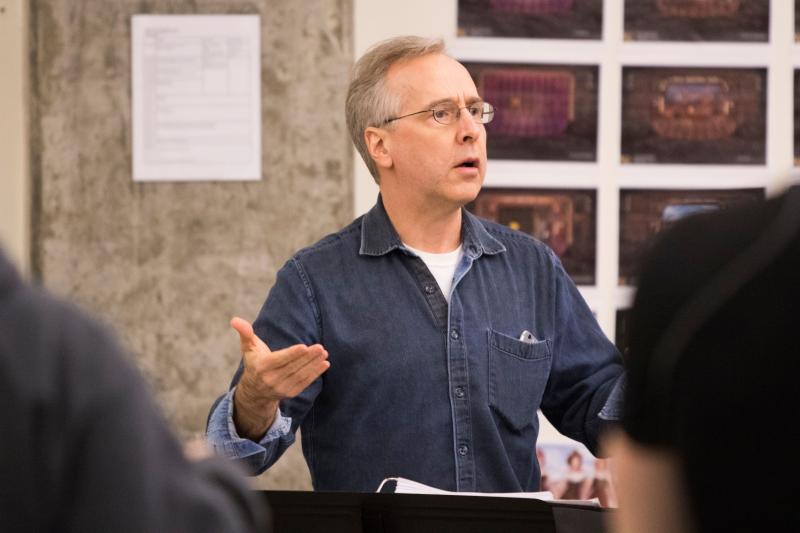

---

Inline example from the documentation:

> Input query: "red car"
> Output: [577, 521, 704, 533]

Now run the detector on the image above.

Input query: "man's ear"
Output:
[364, 127, 393, 170]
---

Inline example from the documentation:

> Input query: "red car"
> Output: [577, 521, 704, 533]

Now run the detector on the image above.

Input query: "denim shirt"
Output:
[207, 197, 624, 492]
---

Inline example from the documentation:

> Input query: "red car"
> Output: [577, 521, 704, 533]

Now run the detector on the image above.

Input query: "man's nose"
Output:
[456, 109, 482, 143]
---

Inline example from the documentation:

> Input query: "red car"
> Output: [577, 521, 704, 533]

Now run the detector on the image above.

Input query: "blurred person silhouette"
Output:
[0, 249, 268, 532]
[561, 450, 592, 500]
[607, 186, 800, 532]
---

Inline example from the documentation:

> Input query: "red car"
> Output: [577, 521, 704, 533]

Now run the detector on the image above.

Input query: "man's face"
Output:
[381, 53, 487, 210]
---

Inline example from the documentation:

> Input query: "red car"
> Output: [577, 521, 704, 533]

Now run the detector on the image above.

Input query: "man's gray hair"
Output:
[346, 36, 446, 183]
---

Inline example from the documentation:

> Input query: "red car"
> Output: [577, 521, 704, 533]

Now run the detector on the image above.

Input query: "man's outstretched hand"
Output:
[230, 317, 329, 441]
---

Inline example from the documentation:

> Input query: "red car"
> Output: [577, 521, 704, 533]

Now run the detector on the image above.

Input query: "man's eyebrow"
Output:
[423, 96, 483, 108]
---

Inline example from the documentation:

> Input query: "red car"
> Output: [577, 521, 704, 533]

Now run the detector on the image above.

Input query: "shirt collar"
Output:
[359, 195, 506, 259]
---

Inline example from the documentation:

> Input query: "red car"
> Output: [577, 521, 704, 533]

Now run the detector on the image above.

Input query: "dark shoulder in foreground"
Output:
[0, 251, 267, 533]
[0, 256, 126, 381]
[637, 192, 782, 309]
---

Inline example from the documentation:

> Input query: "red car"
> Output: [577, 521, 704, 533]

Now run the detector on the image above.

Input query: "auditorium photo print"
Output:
[468, 187, 596, 285]
[464, 62, 599, 161]
[624, 0, 769, 42]
[458, 0, 603, 40]
[620, 67, 767, 165]
[618, 188, 764, 286]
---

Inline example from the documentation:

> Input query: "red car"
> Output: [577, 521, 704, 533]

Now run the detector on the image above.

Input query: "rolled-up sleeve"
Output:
[206, 387, 295, 475]
[205, 257, 324, 476]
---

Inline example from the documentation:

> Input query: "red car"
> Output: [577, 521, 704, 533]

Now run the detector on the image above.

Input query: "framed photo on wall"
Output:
[463, 62, 599, 161]
[620, 67, 767, 165]
[468, 187, 597, 285]
[618, 188, 765, 286]
[624, 0, 769, 42]
[457, 0, 603, 40]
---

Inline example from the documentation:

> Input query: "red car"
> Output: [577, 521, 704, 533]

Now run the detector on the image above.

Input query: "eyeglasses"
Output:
[384, 101, 495, 126]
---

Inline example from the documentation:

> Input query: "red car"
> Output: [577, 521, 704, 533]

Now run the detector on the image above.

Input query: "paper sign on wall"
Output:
[132, 15, 261, 181]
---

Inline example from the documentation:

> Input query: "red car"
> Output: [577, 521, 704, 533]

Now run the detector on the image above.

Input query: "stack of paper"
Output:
[376, 477, 601, 507]
[377, 477, 551, 500]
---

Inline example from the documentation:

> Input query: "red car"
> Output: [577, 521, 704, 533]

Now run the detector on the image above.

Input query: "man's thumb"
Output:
[231, 316, 255, 345]
[230, 316, 273, 355]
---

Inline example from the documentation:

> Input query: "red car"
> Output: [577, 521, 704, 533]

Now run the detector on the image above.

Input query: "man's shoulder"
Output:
[291, 216, 364, 262]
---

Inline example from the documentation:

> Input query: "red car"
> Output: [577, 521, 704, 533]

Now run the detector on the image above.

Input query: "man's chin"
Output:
[450, 182, 483, 208]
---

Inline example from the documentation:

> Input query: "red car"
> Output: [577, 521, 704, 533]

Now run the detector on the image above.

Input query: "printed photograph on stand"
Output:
[468, 187, 597, 285]
[463, 62, 599, 161]
[624, 0, 770, 42]
[621, 67, 767, 165]
[536, 441, 618, 507]
[458, 0, 603, 39]
[618, 188, 765, 286]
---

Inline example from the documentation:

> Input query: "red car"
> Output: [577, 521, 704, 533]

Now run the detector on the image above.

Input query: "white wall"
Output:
[0, 0, 29, 273]
[353, 0, 456, 217]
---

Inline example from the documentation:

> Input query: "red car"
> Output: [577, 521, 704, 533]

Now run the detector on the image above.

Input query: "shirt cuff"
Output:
[598, 373, 626, 421]
[207, 387, 292, 458]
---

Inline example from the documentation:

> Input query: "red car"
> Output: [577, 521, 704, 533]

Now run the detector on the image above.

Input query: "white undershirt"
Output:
[403, 243, 463, 304]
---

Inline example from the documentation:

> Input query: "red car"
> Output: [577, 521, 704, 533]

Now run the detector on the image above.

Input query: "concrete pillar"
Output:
[29, 0, 353, 489]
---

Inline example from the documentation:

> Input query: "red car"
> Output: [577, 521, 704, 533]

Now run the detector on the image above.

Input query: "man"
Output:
[207, 36, 624, 492]
[607, 187, 800, 532]
[0, 249, 267, 532]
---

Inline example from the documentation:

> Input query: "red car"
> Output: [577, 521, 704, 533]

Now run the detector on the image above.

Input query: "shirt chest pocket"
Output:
[487, 329, 552, 431]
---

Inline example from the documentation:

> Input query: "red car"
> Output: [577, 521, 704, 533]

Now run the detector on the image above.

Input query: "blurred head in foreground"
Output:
[607, 186, 800, 533]
[0, 249, 266, 532]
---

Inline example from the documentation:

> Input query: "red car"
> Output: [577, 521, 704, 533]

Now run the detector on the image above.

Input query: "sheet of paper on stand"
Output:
[376, 477, 600, 507]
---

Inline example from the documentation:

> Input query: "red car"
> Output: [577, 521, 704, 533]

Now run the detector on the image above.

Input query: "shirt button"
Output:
[424, 284, 436, 295]
[458, 445, 469, 456]
[455, 386, 465, 399]
[450, 329, 459, 340]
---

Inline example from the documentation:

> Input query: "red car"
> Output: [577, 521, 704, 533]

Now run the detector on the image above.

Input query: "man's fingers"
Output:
[269, 344, 327, 372]
[230, 316, 271, 354]
[259, 345, 329, 397]
[238, 337, 329, 400]
[274, 358, 330, 399]
[279, 346, 328, 381]
[286, 359, 330, 396]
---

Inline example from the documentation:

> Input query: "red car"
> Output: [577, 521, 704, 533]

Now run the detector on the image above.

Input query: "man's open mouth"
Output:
[457, 159, 479, 168]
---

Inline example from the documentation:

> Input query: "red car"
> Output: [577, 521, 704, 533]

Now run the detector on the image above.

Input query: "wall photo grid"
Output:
[456, 0, 789, 327]
[453, 0, 796, 489]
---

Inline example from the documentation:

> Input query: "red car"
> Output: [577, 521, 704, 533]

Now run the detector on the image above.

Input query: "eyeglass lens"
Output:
[432, 102, 494, 125]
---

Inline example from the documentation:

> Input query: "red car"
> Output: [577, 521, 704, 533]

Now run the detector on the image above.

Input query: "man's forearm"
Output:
[232, 386, 279, 441]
